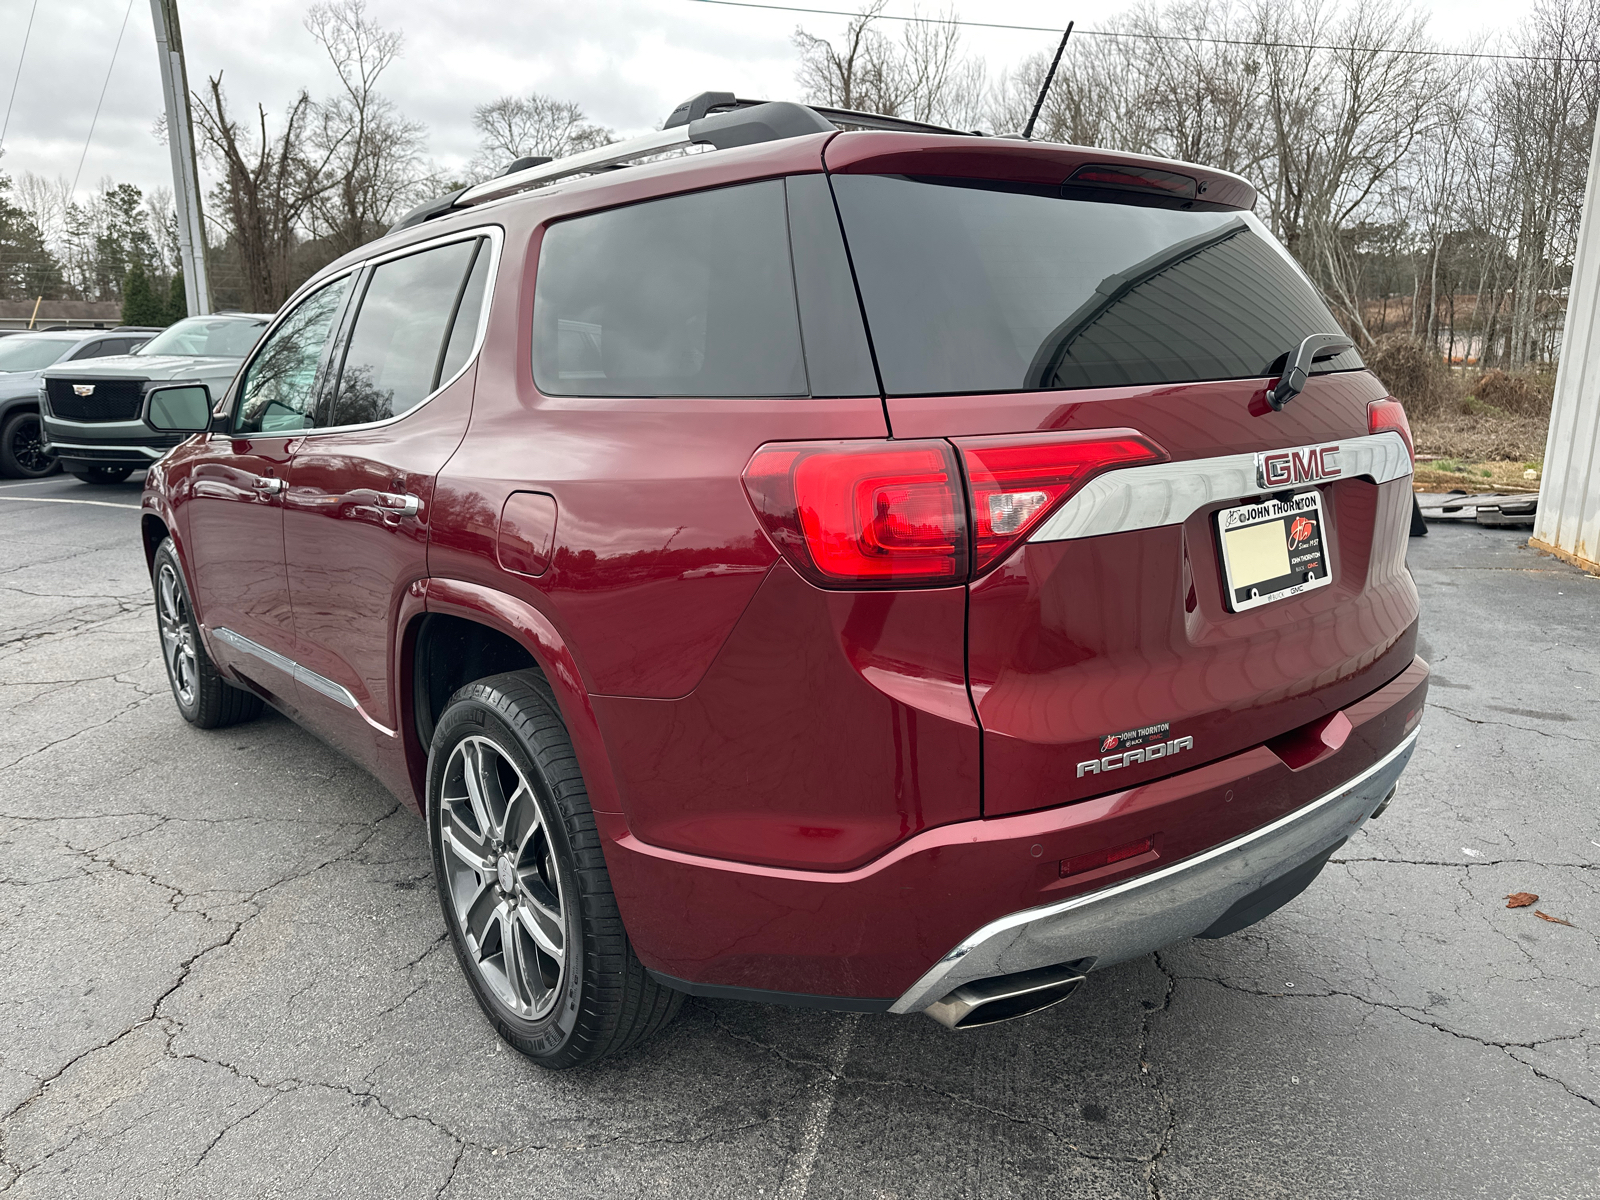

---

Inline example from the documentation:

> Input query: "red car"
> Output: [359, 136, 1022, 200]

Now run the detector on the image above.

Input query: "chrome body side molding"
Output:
[211, 626, 359, 710]
[1029, 430, 1412, 544]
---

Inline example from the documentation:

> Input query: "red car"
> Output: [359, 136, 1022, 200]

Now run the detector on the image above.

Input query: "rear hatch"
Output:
[825, 135, 1419, 816]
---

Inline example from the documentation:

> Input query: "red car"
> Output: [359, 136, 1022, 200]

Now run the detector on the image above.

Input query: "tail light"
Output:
[744, 429, 1168, 588]
[1368, 398, 1414, 461]
[957, 430, 1169, 572]
[743, 440, 967, 588]
[1067, 163, 1198, 200]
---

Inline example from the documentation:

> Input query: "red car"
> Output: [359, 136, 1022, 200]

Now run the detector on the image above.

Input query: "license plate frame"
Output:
[1216, 490, 1332, 613]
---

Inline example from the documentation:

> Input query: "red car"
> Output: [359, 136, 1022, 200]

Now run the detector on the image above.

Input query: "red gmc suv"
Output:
[139, 95, 1427, 1067]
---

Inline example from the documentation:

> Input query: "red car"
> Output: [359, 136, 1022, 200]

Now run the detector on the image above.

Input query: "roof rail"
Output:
[389, 94, 978, 233]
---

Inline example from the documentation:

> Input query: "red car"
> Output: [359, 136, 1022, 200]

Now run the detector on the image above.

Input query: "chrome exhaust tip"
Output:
[923, 961, 1089, 1030]
[1369, 784, 1398, 820]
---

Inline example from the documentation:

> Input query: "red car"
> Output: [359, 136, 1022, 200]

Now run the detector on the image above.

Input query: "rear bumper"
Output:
[603, 654, 1428, 1006]
[889, 729, 1415, 1013]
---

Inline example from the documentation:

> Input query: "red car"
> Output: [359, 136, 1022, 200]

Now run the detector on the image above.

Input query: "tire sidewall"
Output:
[428, 692, 585, 1060]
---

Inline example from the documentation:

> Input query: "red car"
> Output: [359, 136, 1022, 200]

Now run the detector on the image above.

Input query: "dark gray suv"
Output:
[0, 328, 158, 478]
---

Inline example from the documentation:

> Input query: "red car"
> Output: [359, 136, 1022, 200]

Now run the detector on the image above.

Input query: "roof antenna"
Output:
[1022, 21, 1074, 141]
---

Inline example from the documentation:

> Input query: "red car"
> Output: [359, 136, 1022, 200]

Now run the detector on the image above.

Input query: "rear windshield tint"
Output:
[532, 180, 806, 398]
[830, 174, 1362, 396]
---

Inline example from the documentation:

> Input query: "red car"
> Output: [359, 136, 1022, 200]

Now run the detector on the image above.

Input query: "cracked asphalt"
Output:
[1, 471, 1596, 1199]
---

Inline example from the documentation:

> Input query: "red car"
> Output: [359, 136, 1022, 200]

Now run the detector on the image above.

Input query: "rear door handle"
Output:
[252, 476, 284, 495]
[373, 491, 421, 517]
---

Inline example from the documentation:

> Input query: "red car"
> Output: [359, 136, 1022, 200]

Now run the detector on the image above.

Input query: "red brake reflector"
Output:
[1060, 836, 1155, 879]
[957, 429, 1169, 572]
[743, 440, 967, 588]
[1067, 163, 1198, 199]
[1367, 398, 1414, 462]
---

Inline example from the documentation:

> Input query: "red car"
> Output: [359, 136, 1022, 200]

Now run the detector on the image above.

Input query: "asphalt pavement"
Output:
[1, 470, 1596, 1199]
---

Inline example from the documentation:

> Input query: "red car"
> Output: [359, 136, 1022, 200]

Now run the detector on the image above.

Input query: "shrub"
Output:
[1470, 369, 1552, 416]
[1364, 336, 1461, 418]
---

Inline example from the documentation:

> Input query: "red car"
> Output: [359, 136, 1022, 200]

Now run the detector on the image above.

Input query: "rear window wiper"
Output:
[1266, 333, 1354, 410]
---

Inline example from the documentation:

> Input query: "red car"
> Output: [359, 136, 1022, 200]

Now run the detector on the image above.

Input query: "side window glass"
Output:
[235, 277, 352, 435]
[437, 242, 491, 387]
[328, 239, 479, 427]
[69, 341, 107, 360]
[531, 180, 806, 398]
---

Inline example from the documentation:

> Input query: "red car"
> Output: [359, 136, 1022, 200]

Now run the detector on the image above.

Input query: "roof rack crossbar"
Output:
[453, 101, 836, 211]
[808, 106, 973, 136]
[392, 97, 975, 232]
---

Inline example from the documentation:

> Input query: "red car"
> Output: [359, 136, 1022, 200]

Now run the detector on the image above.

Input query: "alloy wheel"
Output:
[155, 562, 198, 707]
[7, 414, 55, 476]
[438, 735, 568, 1020]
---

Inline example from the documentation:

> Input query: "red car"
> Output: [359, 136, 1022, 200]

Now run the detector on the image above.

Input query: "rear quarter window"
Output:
[830, 174, 1362, 397]
[532, 180, 807, 398]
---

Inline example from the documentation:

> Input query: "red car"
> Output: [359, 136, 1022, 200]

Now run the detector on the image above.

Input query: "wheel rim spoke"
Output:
[515, 887, 565, 961]
[439, 735, 568, 1020]
[462, 877, 499, 949]
[439, 805, 492, 874]
[156, 566, 196, 706]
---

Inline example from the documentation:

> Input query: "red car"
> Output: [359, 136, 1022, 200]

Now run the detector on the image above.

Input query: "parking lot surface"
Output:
[1, 471, 1596, 1199]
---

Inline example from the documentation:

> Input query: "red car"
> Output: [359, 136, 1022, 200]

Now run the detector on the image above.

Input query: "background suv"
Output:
[40, 313, 269, 484]
[139, 96, 1427, 1066]
[0, 327, 158, 478]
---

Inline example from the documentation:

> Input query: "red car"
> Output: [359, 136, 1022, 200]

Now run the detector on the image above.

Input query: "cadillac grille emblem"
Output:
[72, 384, 96, 397]
[1256, 442, 1341, 489]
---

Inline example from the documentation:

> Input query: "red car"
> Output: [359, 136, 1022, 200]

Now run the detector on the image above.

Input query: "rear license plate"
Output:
[1216, 491, 1332, 612]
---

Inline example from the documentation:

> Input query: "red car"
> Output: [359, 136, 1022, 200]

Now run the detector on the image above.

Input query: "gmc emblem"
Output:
[1256, 443, 1341, 489]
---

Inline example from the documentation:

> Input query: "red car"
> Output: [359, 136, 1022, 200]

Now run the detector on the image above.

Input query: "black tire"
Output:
[1409, 493, 1428, 537]
[151, 538, 264, 729]
[0, 410, 60, 478]
[428, 671, 682, 1068]
[70, 466, 134, 485]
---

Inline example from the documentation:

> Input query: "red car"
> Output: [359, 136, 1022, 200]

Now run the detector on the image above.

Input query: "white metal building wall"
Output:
[1532, 120, 1600, 573]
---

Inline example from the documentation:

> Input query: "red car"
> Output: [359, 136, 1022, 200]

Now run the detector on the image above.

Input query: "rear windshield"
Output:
[830, 174, 1362, 396]
[0, 337, 73, 372]
[138, 317, 266, 359]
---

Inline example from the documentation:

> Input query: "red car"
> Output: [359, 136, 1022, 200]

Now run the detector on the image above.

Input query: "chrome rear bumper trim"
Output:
[890, 729, 1420, 1014]
[1028, 430, 1412, 543]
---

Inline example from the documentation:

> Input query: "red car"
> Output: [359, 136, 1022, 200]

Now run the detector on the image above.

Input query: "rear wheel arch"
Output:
[404, 584, 623, 818]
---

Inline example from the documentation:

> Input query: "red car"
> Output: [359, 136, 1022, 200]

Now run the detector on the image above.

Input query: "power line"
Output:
[687, 0, 1600, 66]
[0, 0, 41, 157]
[69, 0, 137, 200]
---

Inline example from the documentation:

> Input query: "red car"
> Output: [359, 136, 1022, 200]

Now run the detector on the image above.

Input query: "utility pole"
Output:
[149, 0, 211, 316]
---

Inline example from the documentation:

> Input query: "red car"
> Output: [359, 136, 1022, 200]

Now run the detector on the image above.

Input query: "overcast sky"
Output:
[0, 0, 1539, 207]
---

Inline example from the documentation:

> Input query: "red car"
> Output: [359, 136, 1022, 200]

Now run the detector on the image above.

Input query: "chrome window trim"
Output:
[225, 225, 503, 443]
[212, 626, 358, 710]
[1028, 430, 1412, 544]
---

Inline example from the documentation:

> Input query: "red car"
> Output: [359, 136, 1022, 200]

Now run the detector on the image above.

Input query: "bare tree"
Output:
[1491, 0, 1600, 367]
[468, 94, 614, 181]
[304, 0, 427, 259]
[192, 74, 342, 311]
[794, 3, 986, 129]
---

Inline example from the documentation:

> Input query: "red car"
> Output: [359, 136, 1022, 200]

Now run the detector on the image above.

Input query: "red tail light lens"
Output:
[1367, 398, 1414, 461]
[957, 430, 1169, 572]
[743, 441, 967, 588]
